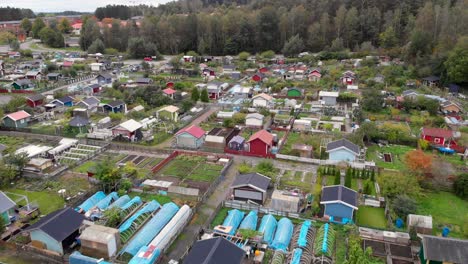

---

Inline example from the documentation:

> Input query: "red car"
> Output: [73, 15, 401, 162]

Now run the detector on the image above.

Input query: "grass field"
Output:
[5, 189, 65, 215]
[159, 155, 224, 182]
[128, 191, 172, 205]
[356, 206, 387, 229]
[366, 145, 414, 170]
[416, 191, 468, 238]
[74, 161, 96, 173]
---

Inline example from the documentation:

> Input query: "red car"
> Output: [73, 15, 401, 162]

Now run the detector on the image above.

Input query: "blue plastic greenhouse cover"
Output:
[69, 251, 111, 264]
[121, 196, 142, 211]
[222, 209, 245, 235]
[271, 218, 293, 252]
[258, 214, 277, 245]
[108, 195, 131, 209]
[76, 191, 106, 212]
[122, 202, 179, 256]
[297, 221, 311, 247]
[290, 248, 303, 264]
[128, 246, 160, 264]
[119, 200, 160, 233]
[322, 223, 329, 253]
[95, 192, 119, 210]
[239, 211, 258, 231]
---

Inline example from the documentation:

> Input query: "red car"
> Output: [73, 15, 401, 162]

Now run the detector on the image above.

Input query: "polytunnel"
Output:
[239, 211, 258, 231]
[119, 200, 160, 233]
[271, 217, 293, 252]
[297, 221, 311, 247]
[121, 202, 179, 256]
[128, 246, 160, 264]
[290, 248, 303, 264]
[121, 196, 142, 211]
[75, 191, 106, 212]
[95, 192, 119, 210]
[69, 251, 112, 264]
[146, 205, 192, 251]
[221, 209, 245, 235]
[258, 214, 277, 245]
[108, 195, 131, 209]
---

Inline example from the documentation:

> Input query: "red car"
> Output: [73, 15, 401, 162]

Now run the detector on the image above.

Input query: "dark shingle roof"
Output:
[326, 139, 360, 154]
[321, 185, 358, 209]
[24, 207, 84, 242]
[422, 76, 440, 82]
[448, 83, 460, 93]
[231, 173, 271, 192]
[82, 97, 100, 106]
[422, 235, 468, 263]
[136, 77, 152, 84]
[56, 96, 73, 104]
[14, 79, 32, 85]
[97, 73, 112, 79]
[69, 116, 89, 127]
[27, 94, 44, 102]
[47, 73, 61, 77]
[183, 237, 244, 264]
[105, 100, 125, 107]
[0, 191, 16, 213]
[88, 83, 100, 89]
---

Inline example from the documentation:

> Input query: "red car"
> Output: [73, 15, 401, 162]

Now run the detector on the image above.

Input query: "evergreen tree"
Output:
[200, 89, 209, 102]
[191, 87, 199, 102]
[371, 170, 376, 182]
[345, 169, 352, 188]
[334, 169, 341, 185]
[31, 18, 46, 39]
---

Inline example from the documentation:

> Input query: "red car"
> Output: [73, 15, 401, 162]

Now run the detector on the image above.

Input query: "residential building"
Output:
[320, 185, 358, 224]
[96, 73, 112, 84]
[421, 127, 457, 147]
[47, 73, 61, 81]
[308, 68, 322, 82]
[25, 71, 42, 80]
[162, 88, 177, 99]
[340, 70, 356, 85]
[11, 79, 34, 90]
[76, 97, 100, 111]
[228, 135, 245, 151]
[230, 173, 271, 205]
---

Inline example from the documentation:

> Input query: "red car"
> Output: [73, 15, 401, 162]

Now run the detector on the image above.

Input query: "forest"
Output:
[0, 7, 35, 21]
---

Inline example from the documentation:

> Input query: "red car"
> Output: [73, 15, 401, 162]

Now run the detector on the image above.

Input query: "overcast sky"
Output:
[1, 0, 173, 13]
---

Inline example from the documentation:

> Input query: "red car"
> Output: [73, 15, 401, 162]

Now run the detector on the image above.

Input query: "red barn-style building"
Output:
[252, 73, 265, 82]
[26, 94, 45, 108]
[421, 128, 457, 147]
[247, 129, 273, 157]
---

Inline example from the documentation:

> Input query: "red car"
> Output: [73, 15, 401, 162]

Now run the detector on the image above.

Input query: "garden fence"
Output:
[223, 200, 301, 219]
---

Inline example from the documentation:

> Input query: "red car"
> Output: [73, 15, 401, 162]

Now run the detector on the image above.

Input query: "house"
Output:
[341, 71, 356, 85]
[287, 87, 302, 97]
[23, 207, 85, 255]
[402, 90, 419, 100]
[26, 94, 45, 108]
[245, 113, 264, 128]
[51, 96, 74, 107]
[175, 125, 206, 149]
[102, 100, 126, 113]
[319, 91, 339, 106]
[419, 235, 468, 264]
[112, 119, 143, 142]
[76, 97, 100, 112]
[162, 88, 177, 99]
[252, 93, 273, 108]
[326, 139, 360, 162]
[3, 110, 31, 128]
[89, 63, 103, 72]
[25, 71, 42, 80]
[228, 135, 245, 151]
[135, 77, 153, 85]
[252, 72, 265, 82]
[204, 128, 239, 150]
[320, 185, 358, 224]
[247, 129, 273, 157]
[11, 79, 33, 90]
[422, 76, 440, 87]
[0, 191, 16, 225]
[86, 83, 102, 94]
[421, 127, 457, 147]
[47, 73, 61, 81]
[206, 82, 228, 99]
[157, 105, 179, 121]
[230, 172, 271, 204]
[183, 237, 245, 264]
[96, 73, 112, 84]
[440, 101, 462, 114]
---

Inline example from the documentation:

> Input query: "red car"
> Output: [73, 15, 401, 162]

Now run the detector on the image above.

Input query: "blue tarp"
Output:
[108, 195, 131, 209]
[222, 209, 245, 235]
[69, 251, 111, 264]
[438, 147, 455, 154]
[122, 202, 179, 256]
[121, 196, 143, 211]
[128, 246, 160, 264]
[95, 192, 119, 210]
[239, 211, 258, 231]
[322, 223, 329, 253]
[119, 200, 160, 233]
[258, 214, 277, 245]
[290, 248, 303, 264]
[297, 221, 311, 247]
[271, 218, 293, 252]
[75, 191, 106, 212]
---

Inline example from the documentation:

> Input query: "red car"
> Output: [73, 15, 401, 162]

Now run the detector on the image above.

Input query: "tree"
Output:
[38, 27, 64, 48]
[94, 160, 123, 192]
[200, 89, 209, 102]
[404, 149, 432, 176]
[0, 162, 19, 187]
[445, 39, 468, 83]
[334, 169, 341, 185]
[87, 39, 105, 54]
[361, 89, 384, 112]
[103, 207, 123, 227]
[345, 234, 379, 264]
[378, 172, 420, 198]
[282, 35, 304, 57]
[379, 26, 398, 49]
[260, 50, 275, 60]
[238, 51, 250, 61]
[223, 118, 234, 128]
[20, 18, 32, 35]
[4, 152, 30, 172]
[392, 195, 417, 219]
[79, 18, 102, 51]
[127, 37, 159, 59]
[418, 139, 429, 150]
[9, 39, 20, 51]
[191, 87, 199, 102]
[31, 18, 46, 39]
[453, 173, 468, 199]
[345, 169, 352, 188]
[58, 18, 72, 34]
[181, 100, 194, 113]
[0, 32, 15, 45]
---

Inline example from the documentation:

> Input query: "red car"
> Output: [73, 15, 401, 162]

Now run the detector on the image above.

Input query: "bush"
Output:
[391, 194, 418, 220]
[453, 173, 468, 199]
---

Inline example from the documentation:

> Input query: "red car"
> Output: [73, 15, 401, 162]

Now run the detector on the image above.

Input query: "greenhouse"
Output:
[220, 209, 245, 235]
[95, 192, 119, 210]
[258, 214, 277, 245]
[121, 196, 143, 211]
[271, 218, 293, 252]
[69, 251, 112, 264]
[108, 195, 131, 209]
[239, 211, 258, 231]
[76, 191, 106, 212]
[314, 223, 336, 258]
[128, 246, 160, 264]
[119, 201, 160, 244]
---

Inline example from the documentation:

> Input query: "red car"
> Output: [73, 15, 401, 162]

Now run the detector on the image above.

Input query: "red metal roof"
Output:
[63, 61, 74, 67]
[248, 130, 273, 145]
[163, 88, 176, 95]
[5, 110, 31, 121]
[422, 127, 454, 139]
[176, 125, 205, 138]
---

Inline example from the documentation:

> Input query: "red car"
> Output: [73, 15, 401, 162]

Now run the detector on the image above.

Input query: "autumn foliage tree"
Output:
[404, 149, 432, 176]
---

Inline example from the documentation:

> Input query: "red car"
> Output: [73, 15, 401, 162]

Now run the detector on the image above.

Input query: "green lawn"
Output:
[73, 161, 96, 173]
[366, 145, 414, 170]
[326, 176, 336, 186]
[356, 206, 387, 229]
[5, 189, 65, 215]
[417, 191, 468, 238]
[128, 191, 172, 205]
